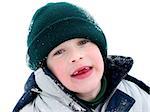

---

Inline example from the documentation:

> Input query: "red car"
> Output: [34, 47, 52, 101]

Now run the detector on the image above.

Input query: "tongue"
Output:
[78, 68, 89, 75]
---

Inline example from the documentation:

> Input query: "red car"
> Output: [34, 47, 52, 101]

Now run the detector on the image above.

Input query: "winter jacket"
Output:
[13, 55, 150, 112]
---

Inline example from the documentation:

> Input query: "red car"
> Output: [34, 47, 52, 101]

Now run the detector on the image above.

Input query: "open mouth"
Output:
[71, 66, 93, 79]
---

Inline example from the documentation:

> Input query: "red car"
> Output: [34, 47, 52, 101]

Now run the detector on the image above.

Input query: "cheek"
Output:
[50, 60, 64, 74]
[50, 62, 72, 90]
[48, 59, 68, 80]
[93, 51, 103, 65]
[86, 46, 104, 72]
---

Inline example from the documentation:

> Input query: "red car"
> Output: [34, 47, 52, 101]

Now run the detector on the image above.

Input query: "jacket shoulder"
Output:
[125, 75, 150, 94]
[117, 78, 150, 111]
[13, 72, 40, 112]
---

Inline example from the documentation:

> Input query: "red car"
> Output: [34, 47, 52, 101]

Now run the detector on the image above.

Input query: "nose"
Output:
[72, 57, 83, 63]
[69, 49, 84, 63]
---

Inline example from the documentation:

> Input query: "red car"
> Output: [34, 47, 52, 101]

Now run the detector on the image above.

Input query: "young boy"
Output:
[13, 2, 150, 112]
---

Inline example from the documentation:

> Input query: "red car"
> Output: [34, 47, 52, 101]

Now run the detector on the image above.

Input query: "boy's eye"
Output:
[53, 49, 65, 56]
[52, 39, 90, 56]
[78, 39, 90, 45]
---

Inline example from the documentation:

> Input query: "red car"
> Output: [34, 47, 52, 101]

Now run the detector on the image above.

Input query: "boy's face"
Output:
[47, 38, 104, 97]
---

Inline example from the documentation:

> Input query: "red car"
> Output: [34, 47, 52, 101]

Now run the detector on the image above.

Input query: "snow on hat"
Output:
[26, 2, 107, 70]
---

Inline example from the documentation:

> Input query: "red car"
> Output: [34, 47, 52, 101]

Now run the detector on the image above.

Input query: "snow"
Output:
[0, 0, 149, 112]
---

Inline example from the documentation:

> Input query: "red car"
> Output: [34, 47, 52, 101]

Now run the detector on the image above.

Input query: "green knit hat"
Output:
[26, 2, 107, 70]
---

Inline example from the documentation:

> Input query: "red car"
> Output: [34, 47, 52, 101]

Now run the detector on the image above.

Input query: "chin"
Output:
[74, 81, 100, 94]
